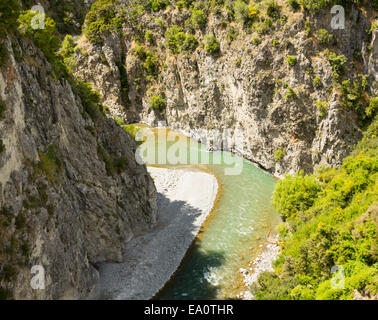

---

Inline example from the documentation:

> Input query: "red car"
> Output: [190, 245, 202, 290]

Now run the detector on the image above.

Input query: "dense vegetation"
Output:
[252, 116, 378, 299]
[0, 0, 20, 38]
[18, 11, 61, 62]
[149, 94, 167, 111]
[0, 0, 21, 67]
[83, 0, 123, 43]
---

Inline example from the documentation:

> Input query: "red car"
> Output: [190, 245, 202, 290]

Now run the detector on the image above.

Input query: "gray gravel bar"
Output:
[99, 167, 218, 300]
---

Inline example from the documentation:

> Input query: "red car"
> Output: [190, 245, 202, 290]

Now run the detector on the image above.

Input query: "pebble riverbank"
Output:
[99, 167, 218, 300]
[237, 238, 280, 300]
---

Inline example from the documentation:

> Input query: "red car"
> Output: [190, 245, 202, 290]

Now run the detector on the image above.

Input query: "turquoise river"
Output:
[134, 126, 280, 299]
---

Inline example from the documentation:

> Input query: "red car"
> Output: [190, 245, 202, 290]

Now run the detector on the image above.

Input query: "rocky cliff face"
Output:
[0, 35, 157, 299]
[74, 2, 377, 176]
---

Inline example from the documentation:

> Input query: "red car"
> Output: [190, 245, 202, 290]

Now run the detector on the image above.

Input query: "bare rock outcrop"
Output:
[74, 5, 377, 177]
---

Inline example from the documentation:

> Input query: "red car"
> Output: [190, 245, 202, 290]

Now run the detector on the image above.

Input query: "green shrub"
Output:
[234, 0, 250, 23]
[154, 17, 165, 28]
[266, 0, 281, 19]
[304, 20, 313, 36]
[327, 51, 348, 81]
[203, 34, 220, 54]
[316, 100, 328, 117]
[305, 67, 314, 75]
[100, 52, 108, 65]
[251, 37, 262, 45]
[316, 261, 378, 299]
[149, 95, 166, 111]
[18, 11, 60, 62]
[273, 171, 321, 221]
[258, 18, 273, 34]
[123, 124, 141, 137]
[122, 124, 146, 146]
[113, 156, 127, 173]
[191, 9, 207, 29]
[176, 1, 186, 10]
[134, 44, 159, 76]
[284, 86, 297, 100]
[254, 116, 378, 299]
[287, 0, 301, 11]
[339, 79, 367, 123]
[313, 76, 322, 88]
[235, 57, 242, 68]
[248, 3, 259, 20]
[146, 0, 169, 12]
[20, 240, 30, 257]
[134, 44, 147, 60]
[165, 26, 186, 53]
[165, 25, 198, 53]
[0, 0, 21, 38]
[60, 35, 77, 58]
[316, 28, 333, 45]
[114, 117, 125, 126]
[143, 53, 158, 76]
[300, 0, 363, 13]
[353, 116, 378, 155]
[59, 35, 78, 72]
[144, 30, 154, 43]
[286, 55, 297, 66]
[182, 34, 198, 52]
[353, 49, 362, 61]
[251, 271, 298, 300]
[83, 0, 122, 43]
[365, 97, 378, 119]
[227, 26, 238, 43]
[299, 0, 330, 13]
[274, 148, 285, 162]
[86, 20, 114, 43]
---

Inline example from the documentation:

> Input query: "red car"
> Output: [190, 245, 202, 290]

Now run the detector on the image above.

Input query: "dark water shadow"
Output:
[153, 238, 226, 300]
[150, 191, 226, 300]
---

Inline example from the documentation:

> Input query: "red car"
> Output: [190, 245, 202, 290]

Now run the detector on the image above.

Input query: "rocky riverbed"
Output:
[237, 238, 280, 300]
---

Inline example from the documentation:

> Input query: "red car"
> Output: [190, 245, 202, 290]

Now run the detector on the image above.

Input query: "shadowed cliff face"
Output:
[73, 2, 377, 177]
[0, 35, 157, 299]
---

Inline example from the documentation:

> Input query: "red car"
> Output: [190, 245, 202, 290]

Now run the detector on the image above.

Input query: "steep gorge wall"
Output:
[0, 35, 157, 299]
[74, 2, 377, 176]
